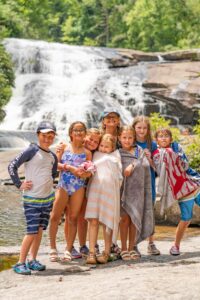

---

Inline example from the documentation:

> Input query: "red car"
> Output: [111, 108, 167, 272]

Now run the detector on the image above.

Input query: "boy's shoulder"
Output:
[14, 143, 40, 162]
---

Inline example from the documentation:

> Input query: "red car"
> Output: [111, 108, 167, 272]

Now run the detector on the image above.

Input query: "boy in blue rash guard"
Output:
[8, 121, 58, 275]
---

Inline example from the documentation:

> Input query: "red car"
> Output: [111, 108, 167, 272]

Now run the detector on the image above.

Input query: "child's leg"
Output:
[29, 227, 43, 260]
[64, 206, 69, 244]
[49, 188, 68, 250]
[67, 187, 85, 252]
[128, 222, 136, 251]
[148, 235, 154, 244]
[78, 196, 88, 247]
[104, 227, 112, 255]
[147, 207, 160, 255]
[88, 219, 99, 253]
[170, 199, 193, 255]
[96, 225, 112, 264]
[120, 214, 130, 251]
[176, 199, 194, 246]
[19, 234, 35, 263]
[174, 220, 190, 247]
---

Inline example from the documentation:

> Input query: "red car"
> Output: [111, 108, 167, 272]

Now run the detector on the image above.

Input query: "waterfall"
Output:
[0, 38, 148, 132]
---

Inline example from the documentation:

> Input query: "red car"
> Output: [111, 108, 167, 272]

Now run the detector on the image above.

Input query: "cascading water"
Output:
[0, 38, 148, 133]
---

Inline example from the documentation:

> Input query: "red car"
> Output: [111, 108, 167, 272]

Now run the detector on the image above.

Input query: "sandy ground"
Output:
[1, 237, 200, 300]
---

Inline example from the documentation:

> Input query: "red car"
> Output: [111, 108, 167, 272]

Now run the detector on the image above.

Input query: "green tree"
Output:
[149, 113, 180, 141]
[126, 0, 197, 51]
[0, 44, 15, 122]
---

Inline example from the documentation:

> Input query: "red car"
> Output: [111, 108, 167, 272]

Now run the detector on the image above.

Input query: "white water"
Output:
[0, 38, 148, 132]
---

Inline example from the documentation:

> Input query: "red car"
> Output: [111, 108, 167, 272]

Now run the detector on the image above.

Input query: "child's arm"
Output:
[8, 144, 38, 190]
[143, 148, 156, 170]
[56, 142, 66, 166]
[56, 143, 76, 173]
[76, 149, 93, 179]
[124, 163, 134, 177]
[51, 152, 58, 179]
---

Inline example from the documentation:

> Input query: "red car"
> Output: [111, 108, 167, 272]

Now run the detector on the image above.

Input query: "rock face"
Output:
[113, 48, 200, 126]
[143, 62, 200, 125]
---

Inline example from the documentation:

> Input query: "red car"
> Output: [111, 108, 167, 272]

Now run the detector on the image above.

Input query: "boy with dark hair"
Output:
[8, 121, 58, 275]
[153, 128, 200, 256]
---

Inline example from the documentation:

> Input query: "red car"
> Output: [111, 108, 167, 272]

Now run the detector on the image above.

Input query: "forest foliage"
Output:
[1, 0, 200, 51]
[1, 0, 200, 120]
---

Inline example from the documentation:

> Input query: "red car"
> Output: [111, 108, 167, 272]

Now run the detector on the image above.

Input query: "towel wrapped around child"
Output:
[119, 147, 154, 244]
[85, 150, 123, 244]
[153, 147, 200, 214]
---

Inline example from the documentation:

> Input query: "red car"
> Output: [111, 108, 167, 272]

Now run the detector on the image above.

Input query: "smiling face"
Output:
[103, 113, 120, 131]
[37, 132, 55, 150]
[134, 121, 148, 142]
[156, 130, 172, 148]
[69, 122, 86, 142]
[84, 133, 101, 151]
[98, 140, 113, 153]
[119, 130, 135, 151]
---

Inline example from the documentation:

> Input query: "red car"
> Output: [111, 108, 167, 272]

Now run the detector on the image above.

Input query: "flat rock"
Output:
[1, 239, 200, 299]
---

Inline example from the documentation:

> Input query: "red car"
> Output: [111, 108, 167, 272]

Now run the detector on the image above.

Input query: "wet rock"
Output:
[107, 57, 137, 68]
[162, 49, 200, 61]
[117, 49, 159, 61]
[143, 61, 200, 125]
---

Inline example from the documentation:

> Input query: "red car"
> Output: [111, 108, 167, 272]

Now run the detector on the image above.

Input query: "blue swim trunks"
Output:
[23, 192, 54, 234]
[178, 188, 200, 221]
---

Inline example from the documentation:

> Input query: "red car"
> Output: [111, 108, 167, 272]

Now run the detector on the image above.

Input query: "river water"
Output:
[1, 184, 200, 247]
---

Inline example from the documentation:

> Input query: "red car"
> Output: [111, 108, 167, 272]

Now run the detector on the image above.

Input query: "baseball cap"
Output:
[101, 108, 120, 120]
[36, 121, 57, 134]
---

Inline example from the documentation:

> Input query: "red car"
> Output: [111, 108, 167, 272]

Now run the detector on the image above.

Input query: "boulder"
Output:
[143, 61, 200, 125]
[155, 199, 200, 225]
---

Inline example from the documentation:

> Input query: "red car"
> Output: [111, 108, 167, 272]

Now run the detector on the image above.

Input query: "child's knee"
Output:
[120, 215, 130, 226]
[68, 214, 78, 225]
[50, 211, 63, 223]
[89, 219, 99, 227]
[180, 220, 190, 226]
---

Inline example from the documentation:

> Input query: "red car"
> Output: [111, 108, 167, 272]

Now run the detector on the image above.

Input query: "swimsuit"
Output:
[57, 149, 86, 195]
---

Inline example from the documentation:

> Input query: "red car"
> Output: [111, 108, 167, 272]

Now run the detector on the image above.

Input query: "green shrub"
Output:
[149, 112, 181, 141]
[185, 110, 200, 171]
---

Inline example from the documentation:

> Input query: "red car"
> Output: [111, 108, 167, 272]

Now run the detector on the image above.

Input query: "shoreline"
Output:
[1, 237, 200, 299]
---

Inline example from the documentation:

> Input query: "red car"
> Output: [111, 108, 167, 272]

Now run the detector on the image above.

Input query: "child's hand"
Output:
[76, 168, 86, 177]
[56, 142, 65, 154]
[20, 180, 33, 191]
[143, 149, 151, 160]
[124, 164, 134, 177]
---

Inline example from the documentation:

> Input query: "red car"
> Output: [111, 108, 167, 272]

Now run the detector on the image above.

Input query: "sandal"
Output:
[49, 249, 59, 262]
[62, 250, 72, 262]
[96, 251, 109, 264]
[129, 250, 141, 260]
[120, 250, 131, 261]
[86, 252, 97, 264]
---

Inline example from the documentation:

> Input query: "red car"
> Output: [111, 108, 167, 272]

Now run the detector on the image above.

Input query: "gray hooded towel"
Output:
[119, 147, 154, 244]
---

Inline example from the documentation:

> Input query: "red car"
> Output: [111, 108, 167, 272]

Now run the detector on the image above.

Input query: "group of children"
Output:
[8, 109, 200, 275]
